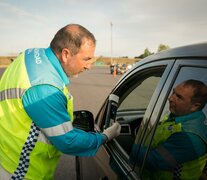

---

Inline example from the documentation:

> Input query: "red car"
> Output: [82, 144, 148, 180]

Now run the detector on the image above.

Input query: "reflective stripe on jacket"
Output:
[145, 113, 207, 180]
[0, 48, 73, 179]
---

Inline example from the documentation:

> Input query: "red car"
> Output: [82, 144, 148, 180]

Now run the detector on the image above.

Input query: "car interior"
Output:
[116, 109, 145, 154]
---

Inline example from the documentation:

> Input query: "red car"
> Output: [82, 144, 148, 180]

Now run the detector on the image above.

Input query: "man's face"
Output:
[168, 83, 197, 116]
[62, 39, 95, 77]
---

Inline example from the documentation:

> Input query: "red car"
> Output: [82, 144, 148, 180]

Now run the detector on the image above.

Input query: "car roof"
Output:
[141, 42, 207, 63]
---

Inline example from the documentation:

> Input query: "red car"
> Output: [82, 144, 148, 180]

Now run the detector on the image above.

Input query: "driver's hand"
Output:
[103, 122, 121, 142]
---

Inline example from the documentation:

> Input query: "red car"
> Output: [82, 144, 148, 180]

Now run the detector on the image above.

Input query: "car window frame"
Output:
[94, 59, 176, 179]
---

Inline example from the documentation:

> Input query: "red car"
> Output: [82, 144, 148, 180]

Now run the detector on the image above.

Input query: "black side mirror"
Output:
[73, 110, 95, 132]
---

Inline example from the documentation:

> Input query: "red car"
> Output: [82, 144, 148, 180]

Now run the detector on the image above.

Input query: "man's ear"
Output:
[61, 48, 71, 63]
[191, 102, 201, 112]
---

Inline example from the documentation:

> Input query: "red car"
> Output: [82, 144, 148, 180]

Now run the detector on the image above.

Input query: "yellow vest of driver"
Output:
[0, 48, 73, 179]
[144, 114, 207, 180]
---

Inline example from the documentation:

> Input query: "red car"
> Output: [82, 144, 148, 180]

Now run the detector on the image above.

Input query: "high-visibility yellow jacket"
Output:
[0, 48, 73, 179]
[144, 113, 207, 180]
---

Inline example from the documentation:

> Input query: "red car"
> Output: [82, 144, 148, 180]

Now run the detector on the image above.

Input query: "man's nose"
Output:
[85, 64, 91, 70]
[85, 61, 93, 69]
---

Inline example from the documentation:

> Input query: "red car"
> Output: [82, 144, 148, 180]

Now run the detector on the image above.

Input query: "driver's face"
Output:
[168, 83, 196, 116]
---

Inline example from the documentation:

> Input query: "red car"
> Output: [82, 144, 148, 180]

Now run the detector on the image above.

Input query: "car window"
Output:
[118, 76, 160, 111]
[114, 66, 167, 154]
[134, 65, 207, 178]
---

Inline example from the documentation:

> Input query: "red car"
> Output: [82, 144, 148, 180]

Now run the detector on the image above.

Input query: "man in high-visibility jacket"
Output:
[0, 24, 121, 179]
[130, 79, 207, 179]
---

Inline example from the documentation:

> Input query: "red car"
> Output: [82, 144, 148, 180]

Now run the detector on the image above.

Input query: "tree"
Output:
[137, 48, 153, 59]
[143, 48, 152, 57]
[157, 44, 170, 52]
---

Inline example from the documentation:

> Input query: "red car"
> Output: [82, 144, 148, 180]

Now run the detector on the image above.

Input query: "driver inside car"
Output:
[130, 79, 207, 180]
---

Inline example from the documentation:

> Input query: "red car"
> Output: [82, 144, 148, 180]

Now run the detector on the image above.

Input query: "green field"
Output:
[0, 56, 140, 67]
[0, 56, 16, 66]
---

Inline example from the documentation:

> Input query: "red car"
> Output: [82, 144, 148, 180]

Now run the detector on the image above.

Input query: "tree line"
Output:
[134, 43, 170, 59]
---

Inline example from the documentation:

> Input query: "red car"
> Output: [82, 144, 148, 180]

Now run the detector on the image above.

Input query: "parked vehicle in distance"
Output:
[110, 64, 118, 74]
[110, 63, 131, 75]
[73, 42, 207, 180]
[119, 63, 128, 74]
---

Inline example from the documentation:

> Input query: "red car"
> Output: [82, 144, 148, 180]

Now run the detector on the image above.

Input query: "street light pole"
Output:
[110, 22, 113, 65]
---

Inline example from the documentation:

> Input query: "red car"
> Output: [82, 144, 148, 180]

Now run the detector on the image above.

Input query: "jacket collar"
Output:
[169, 111, 204, 123]
[45, 47, 69, 85]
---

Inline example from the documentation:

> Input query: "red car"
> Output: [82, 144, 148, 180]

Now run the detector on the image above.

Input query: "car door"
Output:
[132, 59, 207, 179]
[77, 59, 175, 180]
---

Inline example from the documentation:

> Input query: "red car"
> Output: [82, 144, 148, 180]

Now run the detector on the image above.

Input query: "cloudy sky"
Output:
[0, 0, 207, 57]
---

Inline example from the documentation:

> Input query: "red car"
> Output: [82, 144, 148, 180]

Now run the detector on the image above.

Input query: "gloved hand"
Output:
[103, 122, 121, 142]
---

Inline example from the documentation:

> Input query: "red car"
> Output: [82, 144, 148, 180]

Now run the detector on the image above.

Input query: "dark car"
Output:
[73, 43, 207, 180]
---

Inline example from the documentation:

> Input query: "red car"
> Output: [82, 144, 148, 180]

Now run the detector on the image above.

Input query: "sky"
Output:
[0, 0, 207, 58]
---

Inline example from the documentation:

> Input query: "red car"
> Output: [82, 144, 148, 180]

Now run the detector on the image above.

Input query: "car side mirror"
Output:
[73, 110, 95, 132]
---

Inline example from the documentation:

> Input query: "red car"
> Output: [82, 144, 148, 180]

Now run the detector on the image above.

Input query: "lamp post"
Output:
[110, 22, 113, 65]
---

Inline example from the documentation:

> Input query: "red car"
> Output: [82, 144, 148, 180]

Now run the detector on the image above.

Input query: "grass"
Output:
[0, 56, 15, 66]
[0, 56, 140, 66]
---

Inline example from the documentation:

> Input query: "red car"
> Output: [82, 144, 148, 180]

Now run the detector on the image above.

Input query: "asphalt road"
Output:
[0, 66, 122, 179]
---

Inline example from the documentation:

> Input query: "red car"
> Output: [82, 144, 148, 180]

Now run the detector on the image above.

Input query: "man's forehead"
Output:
[175, 83, 194, 96]
[176, 82, 190, 89]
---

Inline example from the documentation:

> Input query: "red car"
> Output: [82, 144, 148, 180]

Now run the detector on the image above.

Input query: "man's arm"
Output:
[22, 85, 107, 156]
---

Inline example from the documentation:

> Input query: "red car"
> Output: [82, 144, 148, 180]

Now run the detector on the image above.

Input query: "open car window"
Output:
[112, 64, 169, 155]
[115, 76, 161, 154]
